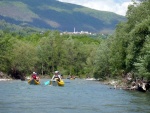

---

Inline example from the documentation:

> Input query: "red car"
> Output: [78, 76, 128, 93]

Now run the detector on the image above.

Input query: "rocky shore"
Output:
[102, 73, 150, 92]
[0, 72, 12, 81]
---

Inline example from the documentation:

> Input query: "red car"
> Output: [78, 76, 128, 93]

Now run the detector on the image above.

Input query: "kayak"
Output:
[67, 77, 75, 80]
[70, 78, 75, 80]
[57, 80, 65, 86]
[28, 79, 40, 85]
[49, 79, 64, 86]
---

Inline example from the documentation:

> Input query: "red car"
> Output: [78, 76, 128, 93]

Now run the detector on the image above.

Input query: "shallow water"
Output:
[0, 79, 150, 113]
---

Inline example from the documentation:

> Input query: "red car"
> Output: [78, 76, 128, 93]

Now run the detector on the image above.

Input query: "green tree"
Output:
[94, 39, 111, 79]
[134, 36, 150, 80]
[0, 31, 14, 72]
[10, 39, 38, 74]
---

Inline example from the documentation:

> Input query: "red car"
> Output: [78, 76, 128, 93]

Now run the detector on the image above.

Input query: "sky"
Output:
[57, 0, 133, 16]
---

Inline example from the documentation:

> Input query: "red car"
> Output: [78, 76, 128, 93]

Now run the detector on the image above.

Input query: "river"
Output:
[0, 79, 150, 113]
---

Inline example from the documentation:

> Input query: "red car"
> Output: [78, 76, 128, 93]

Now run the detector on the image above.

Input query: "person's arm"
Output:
[51, 75, 55, 80]
[58, 75, 61, 79]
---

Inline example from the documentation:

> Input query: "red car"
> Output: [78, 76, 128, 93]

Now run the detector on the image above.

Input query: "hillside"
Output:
[0, 0, 126, 33]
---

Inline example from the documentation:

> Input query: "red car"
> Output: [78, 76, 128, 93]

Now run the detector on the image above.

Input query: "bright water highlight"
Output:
[0, 79, 150, 113]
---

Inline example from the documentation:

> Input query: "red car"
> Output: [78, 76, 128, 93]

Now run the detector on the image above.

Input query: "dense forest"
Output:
[0, 30, 102, 78]
[94, 0, 150, 80]
[0, 0, 150, 81]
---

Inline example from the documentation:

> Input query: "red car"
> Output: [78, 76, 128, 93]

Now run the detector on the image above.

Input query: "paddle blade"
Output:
[44, 81, 50, 85]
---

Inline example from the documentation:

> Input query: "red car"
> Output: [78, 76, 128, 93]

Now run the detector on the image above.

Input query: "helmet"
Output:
[33, 72, 36, 74]
[55, 71, 59, 73]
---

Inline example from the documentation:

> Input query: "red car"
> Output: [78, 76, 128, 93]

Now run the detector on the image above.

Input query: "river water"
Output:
[0, 79, 150, 113]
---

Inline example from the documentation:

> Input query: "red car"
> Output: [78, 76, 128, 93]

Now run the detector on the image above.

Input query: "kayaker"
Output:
[51, 71, 61, 82]
[31, 72, 37, 80]
[32, 72, 40, 82]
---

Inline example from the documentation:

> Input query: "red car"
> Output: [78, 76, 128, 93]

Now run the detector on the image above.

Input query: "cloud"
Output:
[57, 0, 133, 16]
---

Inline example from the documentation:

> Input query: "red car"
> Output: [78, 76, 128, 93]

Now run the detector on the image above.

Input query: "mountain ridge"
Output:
[0, 0, 126, 33]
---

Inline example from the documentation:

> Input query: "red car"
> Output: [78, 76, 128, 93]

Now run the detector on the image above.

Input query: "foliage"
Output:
[93, 0, 150, 80]
[0, 31, 14, 72]
[94, 39, 111, 79]
[10, 39, 38, 74]
[134, 36, 150, 79]
[0, 29, 100, 78]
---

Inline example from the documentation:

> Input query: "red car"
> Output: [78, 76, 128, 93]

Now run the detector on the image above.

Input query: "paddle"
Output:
[44, 80, 50, 85]
[44, 79, 56, 85]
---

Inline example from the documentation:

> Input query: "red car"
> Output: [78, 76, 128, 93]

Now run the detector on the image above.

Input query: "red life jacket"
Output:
[32, 74, 36, 79]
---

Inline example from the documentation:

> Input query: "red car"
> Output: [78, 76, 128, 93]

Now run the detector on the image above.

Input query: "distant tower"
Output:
[74, 27, 75, 33]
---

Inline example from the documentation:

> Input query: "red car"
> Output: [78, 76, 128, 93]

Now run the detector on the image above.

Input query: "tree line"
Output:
[0, 30, 101, 78]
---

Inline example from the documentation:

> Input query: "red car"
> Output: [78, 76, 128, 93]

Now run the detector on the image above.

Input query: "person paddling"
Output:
[31, 72, 40, 81]
[49, 71, 61, 86]
[51, 71, 61, 81]
[31, 72, 37, 80]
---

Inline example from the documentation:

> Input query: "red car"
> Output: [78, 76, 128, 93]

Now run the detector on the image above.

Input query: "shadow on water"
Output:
[0, 79, 150, 113]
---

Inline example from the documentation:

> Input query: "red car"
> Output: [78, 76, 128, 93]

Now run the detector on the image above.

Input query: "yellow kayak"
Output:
[28, 79, 40, 85]
[57, 80, 65, 86]
[50, 78, 65, 86]
[70, 78, 75, 80]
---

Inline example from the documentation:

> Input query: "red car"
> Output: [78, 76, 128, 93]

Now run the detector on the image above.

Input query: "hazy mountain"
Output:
[0, 0, 126, 33]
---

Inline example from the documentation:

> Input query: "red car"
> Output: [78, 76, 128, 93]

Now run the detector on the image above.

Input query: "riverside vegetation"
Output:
[0, 0, 150, 91]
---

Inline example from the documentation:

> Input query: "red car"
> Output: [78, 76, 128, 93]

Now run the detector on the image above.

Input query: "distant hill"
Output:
[0, 0, 126, 33]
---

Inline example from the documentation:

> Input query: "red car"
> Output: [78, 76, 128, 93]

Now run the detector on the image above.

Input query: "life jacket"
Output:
[54, 75, 59, 78]
[32, 74, 36, 79]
